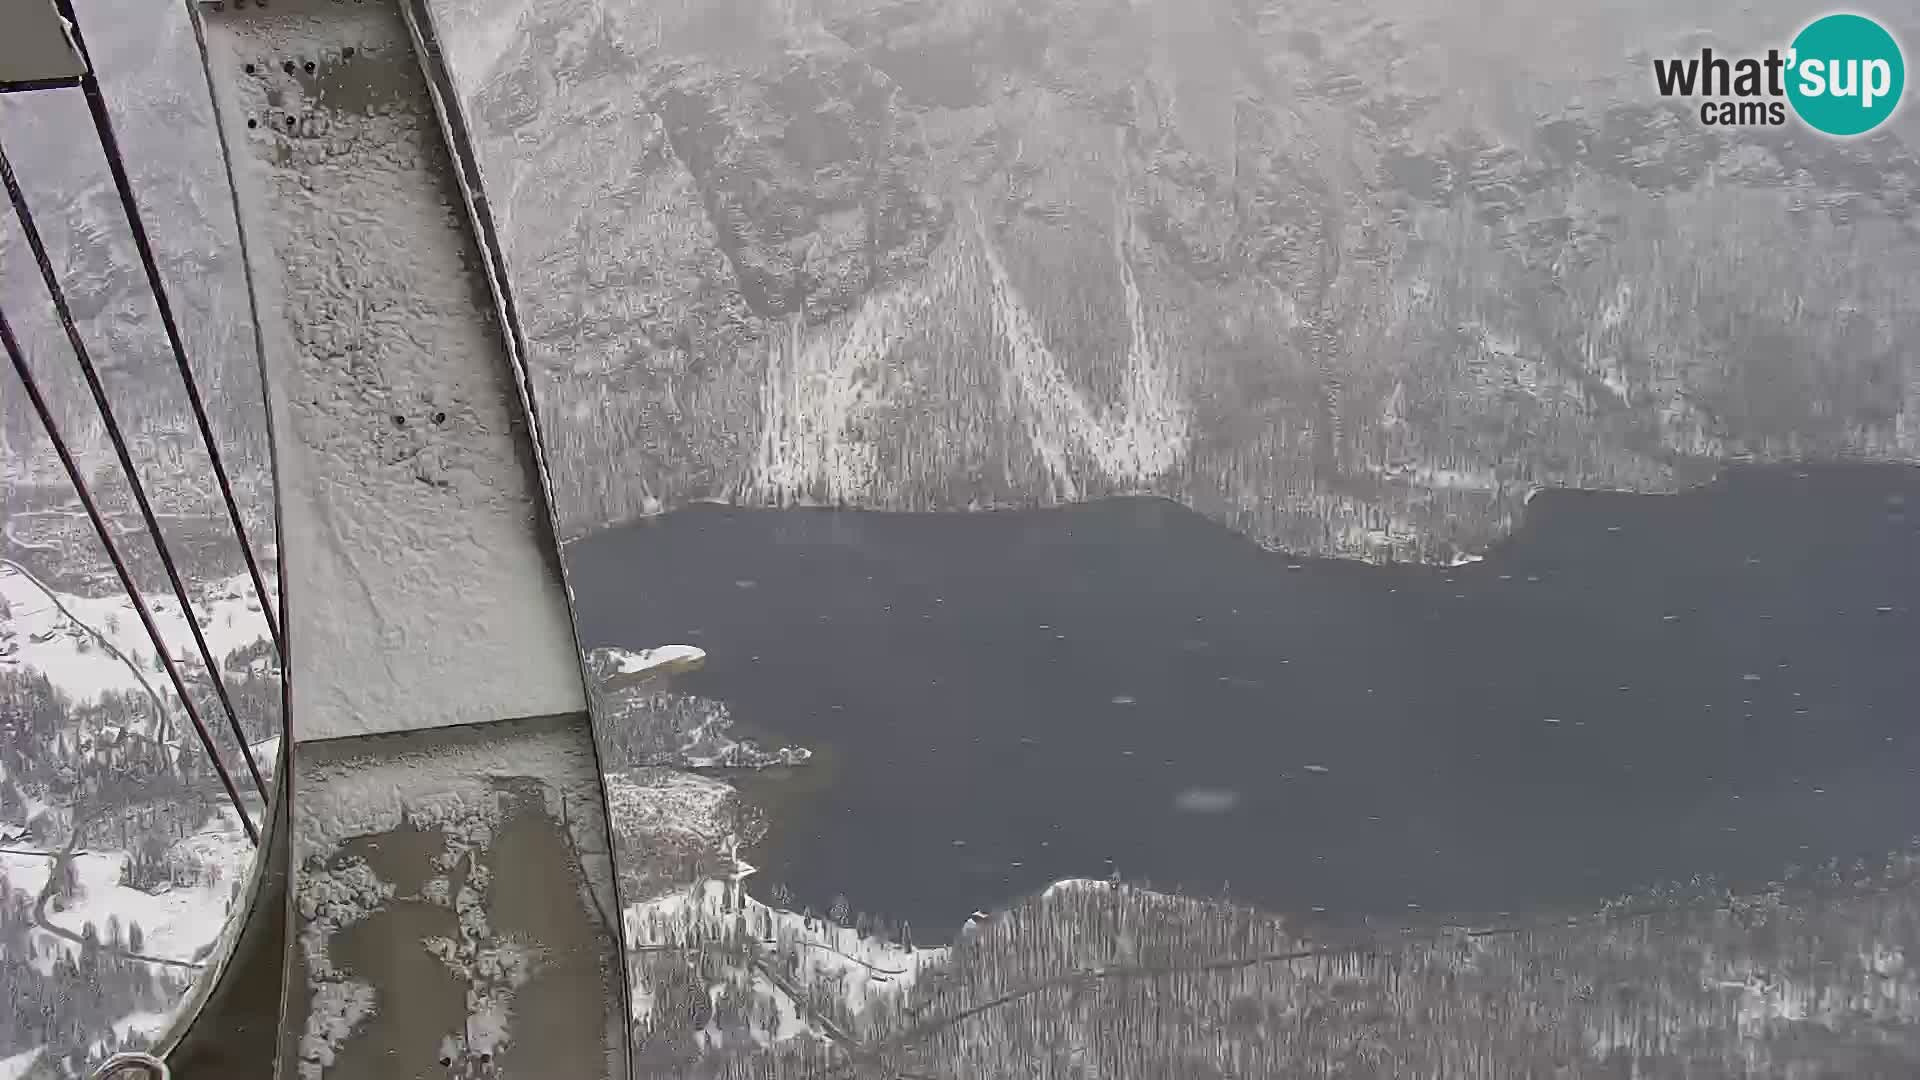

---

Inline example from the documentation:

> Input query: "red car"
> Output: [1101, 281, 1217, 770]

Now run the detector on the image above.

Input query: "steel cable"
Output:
[2, 300, 258, 844]
[1, 137, 268, 806]
[50, 0, 283, 659]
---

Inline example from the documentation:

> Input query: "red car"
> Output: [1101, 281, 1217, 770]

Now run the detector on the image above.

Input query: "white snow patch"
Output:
[290, 724, 607, 1078]
[626, 878, 948, 1036]
[0, 852, 53, 902]
[0, 563, 268, 720]
[0, 1047, 44, 1080]
[105, 1010, 173, 1046]
[1042, 877, 1117, 899]
[591, 644, 706, 688]
[598, 689, 812, 770]
[299, 979, 378, 1078]
[4, 806, 250, 976]
[293, 729, 600, 859]
[756, 283, 931, 504]
[975, 195, 1188, 501]
[603, 769, 736, 850]
[609, 644, 706, 674]
[1411, 466, 1502, 493]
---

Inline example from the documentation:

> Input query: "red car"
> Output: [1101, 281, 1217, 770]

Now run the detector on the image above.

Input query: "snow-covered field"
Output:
[0, 808, 254, 974]
[0, 561, 276, 721]
[0, 559, 274, 1068]
[0, 1047, 47, 1080]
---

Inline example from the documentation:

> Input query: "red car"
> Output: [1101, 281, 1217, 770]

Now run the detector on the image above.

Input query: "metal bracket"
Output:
[91, 1052, 171, 1080]
[0, 0, 89, 92]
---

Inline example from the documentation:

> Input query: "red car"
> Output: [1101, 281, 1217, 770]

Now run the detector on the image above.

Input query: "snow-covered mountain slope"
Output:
[443, 0, 1920, 563]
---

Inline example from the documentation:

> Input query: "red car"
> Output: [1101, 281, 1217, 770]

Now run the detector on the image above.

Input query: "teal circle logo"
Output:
[1786, 13, 1905, 136]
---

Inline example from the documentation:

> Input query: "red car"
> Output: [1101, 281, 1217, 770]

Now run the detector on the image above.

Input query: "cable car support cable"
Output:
[0, 138, 269, 809]
[46, 0, 284, 660]
[1, 302, 259, 845]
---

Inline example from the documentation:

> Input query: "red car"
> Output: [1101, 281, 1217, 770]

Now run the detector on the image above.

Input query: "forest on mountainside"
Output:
[439, 0, 1920, 561]
[9, 0, 1917, 565]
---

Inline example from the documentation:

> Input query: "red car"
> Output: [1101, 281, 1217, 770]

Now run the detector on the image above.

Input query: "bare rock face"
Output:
[441, 0, 1920, 562]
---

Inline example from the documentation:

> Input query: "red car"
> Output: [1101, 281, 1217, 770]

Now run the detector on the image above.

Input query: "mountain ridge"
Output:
[448, 0, 1920, 561]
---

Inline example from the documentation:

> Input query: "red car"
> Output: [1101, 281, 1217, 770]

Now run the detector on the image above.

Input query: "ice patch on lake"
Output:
[590, 644, 706, 685]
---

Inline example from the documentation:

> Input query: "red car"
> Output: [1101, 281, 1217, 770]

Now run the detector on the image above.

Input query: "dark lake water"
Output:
[568, 465, 1920, 937]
